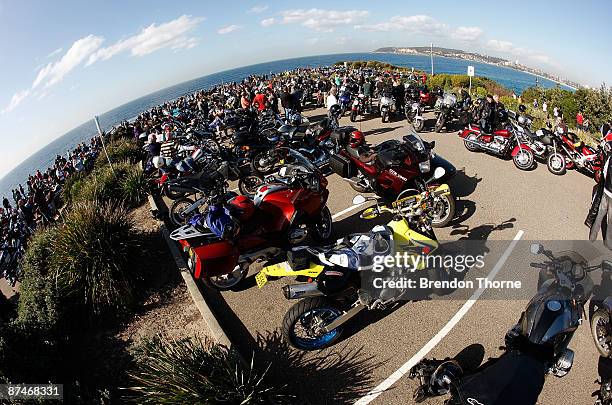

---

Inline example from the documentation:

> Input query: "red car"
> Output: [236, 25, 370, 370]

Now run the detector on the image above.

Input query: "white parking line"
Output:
[332, 202, 367, 220]
[354, 229, 525, 405]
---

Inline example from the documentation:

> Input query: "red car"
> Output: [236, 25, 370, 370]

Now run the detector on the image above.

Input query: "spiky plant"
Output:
[50, 201, 140, 315]
[120, 164, 148, 208]
[125, 334, 291, 404]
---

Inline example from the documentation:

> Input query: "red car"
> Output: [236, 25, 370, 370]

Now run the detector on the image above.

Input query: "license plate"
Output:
[255, 272, 268, 288]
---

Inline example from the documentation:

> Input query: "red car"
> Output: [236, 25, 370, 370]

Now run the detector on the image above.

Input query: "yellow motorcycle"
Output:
[270, 167, 454, 350]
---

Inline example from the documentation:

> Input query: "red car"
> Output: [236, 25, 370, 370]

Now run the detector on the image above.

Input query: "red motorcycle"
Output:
[419, 88, 438, 109]
[547, 125, 602, 177]
[330, 131, 457, 227]
[170, 149, 332, 290]
[459, 123, 536, 170]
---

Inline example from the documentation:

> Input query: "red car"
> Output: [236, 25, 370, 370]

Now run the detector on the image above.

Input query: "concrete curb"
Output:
[147, 194, 233, 348]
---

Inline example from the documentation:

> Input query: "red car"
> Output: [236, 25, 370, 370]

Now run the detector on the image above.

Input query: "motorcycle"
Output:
[379, 92, 395, 123]
[433, 93, 458, 133]
[547, 125, 602, 177]
[274, 169, 452, 350]
[409, 243, 599, 405]
[458, 120, 536, 171]
[595, 356, 612, 405]
[405, 100, 425, 132]
[330, 132, 456, 227]
[350, 93, 368, 122]
[338, 91, 352, 117]
[169, 149, 333, 290]
[419, 87, 438, 110]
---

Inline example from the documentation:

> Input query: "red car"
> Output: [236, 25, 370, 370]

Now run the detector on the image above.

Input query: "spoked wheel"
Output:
[282, 296, 343, 350]
[203, 263, 249, 291]
[434, 115, 445, 132]
[251, 150, 280, 175]
[547, 153, 567, 175]
[311, 206, 333, 242]
[169, 197, 196, 227]
[513, 148, 535, 170]
[414, 118, 424, 132]
[591, 309, 612, 357]
[238, 175, 263, 197]
[430, 193, 456, 228]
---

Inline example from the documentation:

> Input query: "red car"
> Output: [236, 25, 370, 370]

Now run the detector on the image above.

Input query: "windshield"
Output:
[277, 147, 317, 174]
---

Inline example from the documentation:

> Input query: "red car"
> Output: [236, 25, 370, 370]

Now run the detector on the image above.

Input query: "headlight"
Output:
[419, 160, 431, 173]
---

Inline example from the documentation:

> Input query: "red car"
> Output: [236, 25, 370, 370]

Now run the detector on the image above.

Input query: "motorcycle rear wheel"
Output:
[203, 263, 249, 291]
[591, 308, 612, 358]
[169, 197, 196, 227]
[163, 186, 186, 200]
[547, 153, 567, 175]
[238, 175, 263, 197]
[282, 296, 343, 350]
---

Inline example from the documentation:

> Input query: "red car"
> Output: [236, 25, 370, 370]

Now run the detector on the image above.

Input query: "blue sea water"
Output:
[0, 52, 570, 198]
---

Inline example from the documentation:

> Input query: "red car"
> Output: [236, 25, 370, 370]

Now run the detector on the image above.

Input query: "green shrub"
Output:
[98, 139, 142, 167]
[75, 165, 123, 204]
[125, 334, 290, 404]
[120, 164, 148, 208]
[50, 201, 140, 315]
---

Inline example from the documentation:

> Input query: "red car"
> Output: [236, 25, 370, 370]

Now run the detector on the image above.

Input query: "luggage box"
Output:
[329, 154, 352, 178]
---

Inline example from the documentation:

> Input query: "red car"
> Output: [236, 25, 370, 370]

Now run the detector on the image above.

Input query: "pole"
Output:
[469, 76, 472, 96]
[94, 115, 114, 173]
[430, 43, 434, 75]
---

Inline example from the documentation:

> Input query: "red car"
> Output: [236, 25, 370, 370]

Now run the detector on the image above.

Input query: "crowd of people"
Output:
[1, 139, 101, 285]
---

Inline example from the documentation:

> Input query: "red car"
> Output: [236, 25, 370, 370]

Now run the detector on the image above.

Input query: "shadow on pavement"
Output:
[254, 330, 383, 404]
[363, 126, 402, 136]
[450, 218, 516, 241]
[449, 168, 482, 226]
[454, 343, 486, 373]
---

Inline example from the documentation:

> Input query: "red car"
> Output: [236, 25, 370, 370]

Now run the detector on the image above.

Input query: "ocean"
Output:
[0, 52, 570, 198]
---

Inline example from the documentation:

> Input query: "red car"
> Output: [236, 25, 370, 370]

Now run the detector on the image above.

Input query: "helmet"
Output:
[329, 104, 341, 118]
[518, 104, 527, 113]
[349, 130, 365, 148]
[227, 195, 255, 221]
[429, 360, 463, 396]
[152, 156, 166, 169]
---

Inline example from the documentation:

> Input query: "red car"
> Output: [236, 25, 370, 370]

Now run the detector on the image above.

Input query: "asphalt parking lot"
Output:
[213, 106, 601, 405]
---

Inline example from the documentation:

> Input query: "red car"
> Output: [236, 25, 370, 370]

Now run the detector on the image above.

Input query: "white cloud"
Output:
[47, 47, 63, 58]
[218, 24, 242, 34]
[453, 26, 483, 41]
[33, 34, 104, 89]
[355, 15, 446, 35]
[87, 14, 203, 65]
[279, 8, 369, 32]
[248, 5, 268, 13]
[261, 17, 276, 27]
[1, 89, 30, 114]
[486, 39, 557, 66]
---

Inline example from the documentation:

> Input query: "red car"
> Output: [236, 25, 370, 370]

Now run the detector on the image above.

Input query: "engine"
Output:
[490, 136, 508, 151]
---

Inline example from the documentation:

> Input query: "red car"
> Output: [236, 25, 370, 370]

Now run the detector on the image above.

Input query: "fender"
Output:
[431, 183, 451, 197]
[511, 144, 533, 156]
[458, 128, 474, 139]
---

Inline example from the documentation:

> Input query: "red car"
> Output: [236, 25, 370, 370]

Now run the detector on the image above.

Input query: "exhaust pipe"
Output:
[463, 137, 501, 154]
[282, 283, 323, 300]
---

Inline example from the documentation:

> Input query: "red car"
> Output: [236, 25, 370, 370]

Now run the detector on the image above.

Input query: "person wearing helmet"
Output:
[348, 130, 376, 163]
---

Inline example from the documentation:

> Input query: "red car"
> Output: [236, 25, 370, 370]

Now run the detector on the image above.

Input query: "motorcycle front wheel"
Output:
[434, 115, 445, 132]
[311, 206, 333, 242]
[591, 308, 612, 358]
[414, 118, 424, 132]
[238, 175, 263, 197]
[513, 149, 535, 170]
[282, 296, 343, 350]
[464, 134, 480, 152]
[169, 197, 196, 227]
[382, 111, 389, 123]
[547, 153, 567, 175]
[431, 193, 456, 228]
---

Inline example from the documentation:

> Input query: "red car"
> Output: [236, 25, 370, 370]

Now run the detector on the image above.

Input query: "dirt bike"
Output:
[273, 168, 453, 350]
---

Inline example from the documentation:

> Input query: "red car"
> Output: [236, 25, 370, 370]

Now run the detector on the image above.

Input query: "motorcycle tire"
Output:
[250, 150, 278, 175]
[238, 175, 263, 197]
[513, 149, 535, 171]
[282, 296, 343, 351]
[163, 186, 186, 200]
[350, 110, 357, 122]
[202, 139, 221, 155]
[591, 308, 612, 358]
[311, 206, 334, 242]
[464, 134, 480, 152]
[340, 106, 347, 117]
[431, 193, 455, 228]
[435, 115, 445, 132]
[547, 153, 567, 175]
[169, 197, 196, 227]
[382, 111, 389, 123]
[203, 263, 249, 291]
[414, 119, 424, 132]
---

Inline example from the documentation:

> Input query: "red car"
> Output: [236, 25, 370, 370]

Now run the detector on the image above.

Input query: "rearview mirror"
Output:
[433, 167, 446, 180]
[530, 243, 544, 255]
[352, 195, 366, 205]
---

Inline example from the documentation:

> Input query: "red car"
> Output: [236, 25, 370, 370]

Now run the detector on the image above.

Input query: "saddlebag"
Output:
[287, 249, 311, 271]
[330, 154, 353, 178]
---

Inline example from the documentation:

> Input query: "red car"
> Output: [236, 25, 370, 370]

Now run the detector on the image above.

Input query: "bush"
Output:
[50, 201, 140, 315]
[125, 334, 290, 404]
[120, 164, 149, 208]
[98, 139, 142, 168]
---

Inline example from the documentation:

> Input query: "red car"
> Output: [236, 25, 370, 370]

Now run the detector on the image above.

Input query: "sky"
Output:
[1, 0, 611, 176]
